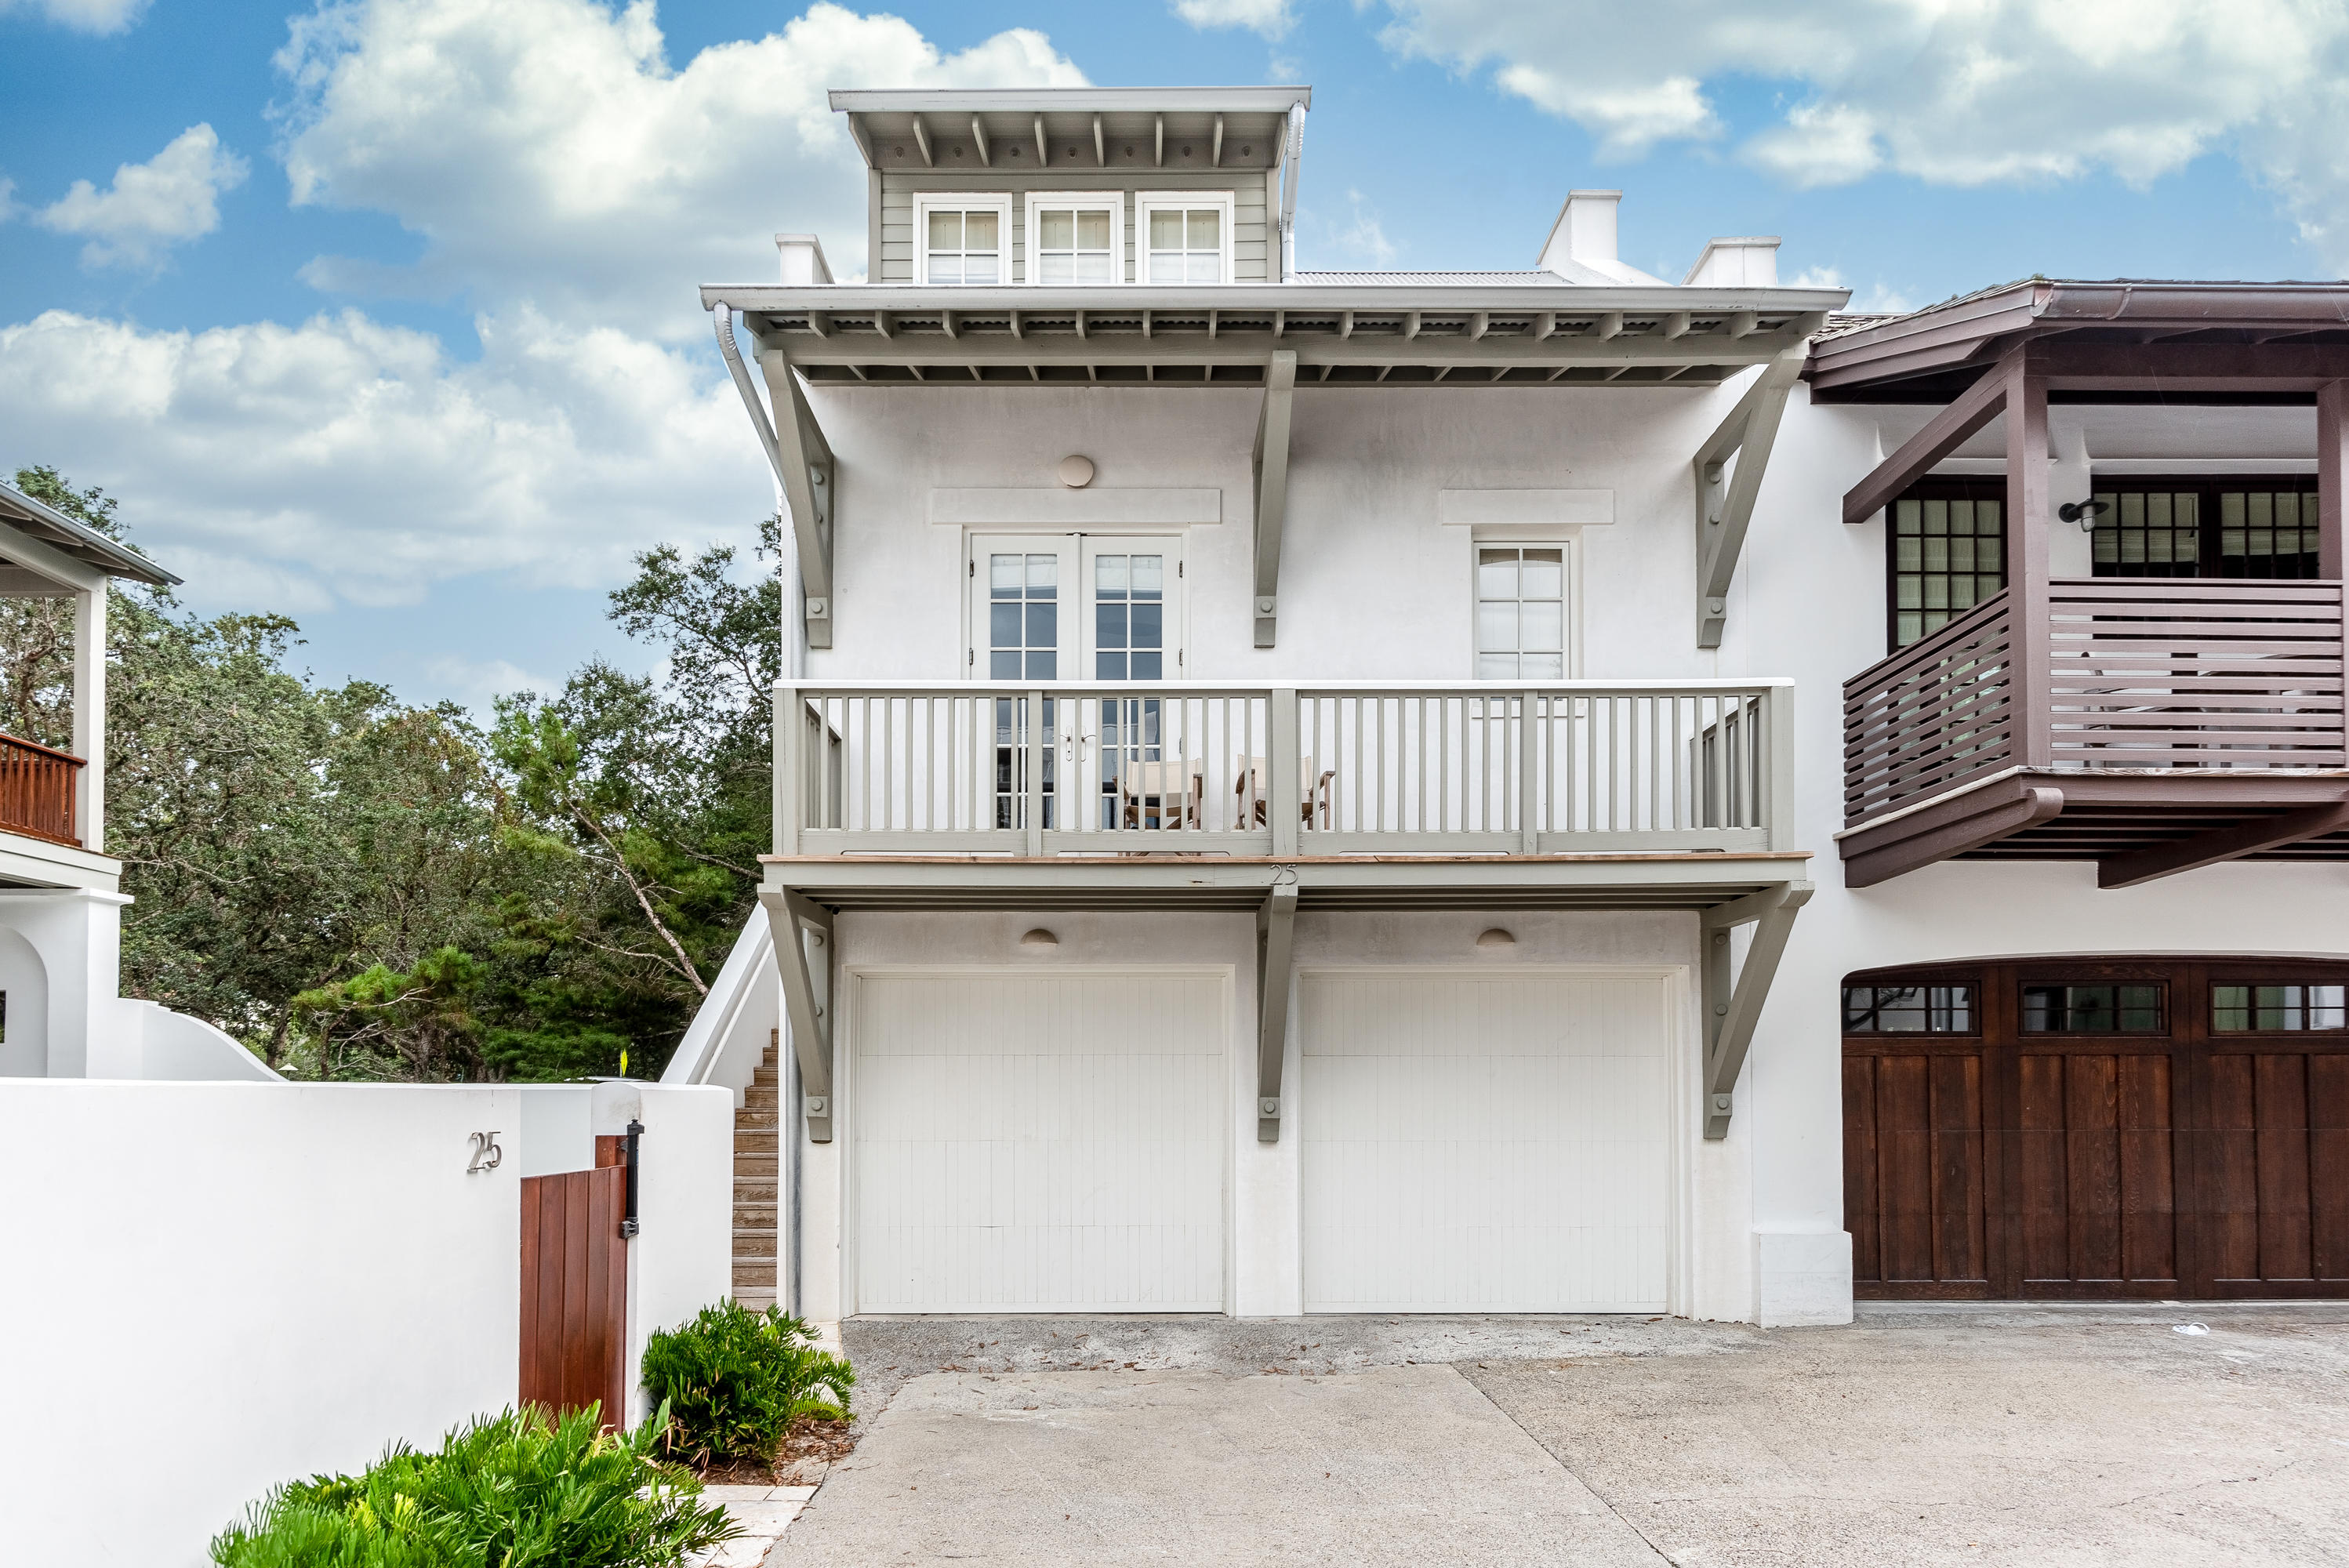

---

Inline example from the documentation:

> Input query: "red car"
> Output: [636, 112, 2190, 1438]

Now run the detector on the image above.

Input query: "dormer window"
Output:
[915, 194, 1008, 285]
[1138, 194, 1234, 284]
[1026, 194, 1121, 285]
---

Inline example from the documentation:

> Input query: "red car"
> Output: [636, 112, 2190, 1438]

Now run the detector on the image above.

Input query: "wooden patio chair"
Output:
[1236, 756, 1337, 831]
[1117, 759, 1204, 830]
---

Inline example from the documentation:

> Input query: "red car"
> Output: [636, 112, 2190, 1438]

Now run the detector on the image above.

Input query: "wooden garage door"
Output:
[1302, 970, 1673, 1313]
[1845, 958, 2349, 1299]
[851, 971, 1225, 1313]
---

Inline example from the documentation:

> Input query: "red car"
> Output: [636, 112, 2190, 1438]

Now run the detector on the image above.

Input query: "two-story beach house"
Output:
[669, 85, 2349, 1327]
[0, 480, 279, 1084]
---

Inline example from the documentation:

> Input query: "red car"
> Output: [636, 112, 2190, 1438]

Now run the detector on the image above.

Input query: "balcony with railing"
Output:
[0, 731, 83, 849]
[1840, 578, 2349, 887]
[776, 679, 1794, 866]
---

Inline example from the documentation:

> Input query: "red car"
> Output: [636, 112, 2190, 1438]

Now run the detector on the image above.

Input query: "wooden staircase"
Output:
[732, 1030, 780, 1311]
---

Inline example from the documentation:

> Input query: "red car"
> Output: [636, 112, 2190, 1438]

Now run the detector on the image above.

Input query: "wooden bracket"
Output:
[761, 888, 836, 1142]
[1254, 873, 1299, 1142]
[1252, 350, 1298, 648]
[1700, 881, 1813, 1140]
[1694, 347, 1804, 648]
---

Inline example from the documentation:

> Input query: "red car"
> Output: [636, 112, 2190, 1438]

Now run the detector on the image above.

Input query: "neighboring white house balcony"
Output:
[775, 679, 1794, 860]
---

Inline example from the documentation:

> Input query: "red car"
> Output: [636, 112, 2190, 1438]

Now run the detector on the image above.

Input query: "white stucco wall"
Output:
[2, 1082, 522, 1567]
[761, 370, 2349, 1325]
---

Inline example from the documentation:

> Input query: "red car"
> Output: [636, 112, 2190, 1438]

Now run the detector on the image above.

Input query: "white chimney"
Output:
[1682, 238, 1781, 289]
[1537, 191, 1667, 285]
[775, 233, 834, 285]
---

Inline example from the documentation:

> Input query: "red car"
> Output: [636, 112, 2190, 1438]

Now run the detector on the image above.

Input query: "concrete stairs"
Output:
[732, 1031, 780, 1312]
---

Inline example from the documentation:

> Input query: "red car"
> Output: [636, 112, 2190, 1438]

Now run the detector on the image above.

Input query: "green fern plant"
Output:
[639, 1301, 855, 1466]
[211, 1403, 733, 1567]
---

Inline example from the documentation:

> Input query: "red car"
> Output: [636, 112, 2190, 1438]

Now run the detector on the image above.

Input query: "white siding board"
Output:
[852, 970, 1225, 1312]
[1301, 970, 1672, 1312]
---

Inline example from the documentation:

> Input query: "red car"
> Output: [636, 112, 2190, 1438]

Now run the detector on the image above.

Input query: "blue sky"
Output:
[1, 0, 2339, 709]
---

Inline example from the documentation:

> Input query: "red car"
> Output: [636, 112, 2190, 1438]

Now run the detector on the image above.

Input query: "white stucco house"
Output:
[0, 479, 280, 1085]
[672, 84, 2349, 1329]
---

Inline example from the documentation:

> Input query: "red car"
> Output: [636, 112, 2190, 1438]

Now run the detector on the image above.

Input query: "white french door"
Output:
[968, 535, 1184, 831]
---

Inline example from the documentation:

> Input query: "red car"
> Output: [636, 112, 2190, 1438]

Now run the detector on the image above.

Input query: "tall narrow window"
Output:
[921, 205, 1003, 285]
[1888, 481, 2004, 648]
[987, 553, 1058, 679]
[1030, 201, 1118, 284]
[1092, 553, 1165, 680]
[1475, 546, 1567, 679]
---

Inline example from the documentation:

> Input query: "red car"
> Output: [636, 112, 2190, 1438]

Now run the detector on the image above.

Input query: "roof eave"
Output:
[0, 482, 180, 587]
[829, 86, 1312, 114]
[701, 283, 1850, 314]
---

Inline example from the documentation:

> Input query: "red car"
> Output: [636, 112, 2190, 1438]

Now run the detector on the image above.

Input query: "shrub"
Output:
[640, 1301, 855, 1466]
[211, 1403, 733, 1568]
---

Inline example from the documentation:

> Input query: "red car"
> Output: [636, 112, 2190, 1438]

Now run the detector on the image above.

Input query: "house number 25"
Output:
[467, 1131, 503, 1174]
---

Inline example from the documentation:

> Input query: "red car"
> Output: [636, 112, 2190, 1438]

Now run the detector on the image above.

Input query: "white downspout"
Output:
[1279, 102, 1305, 282]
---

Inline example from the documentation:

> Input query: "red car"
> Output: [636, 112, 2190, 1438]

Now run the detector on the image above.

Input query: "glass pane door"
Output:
[971, 537, 1079, 829]
[1082, 539, 1182, 829]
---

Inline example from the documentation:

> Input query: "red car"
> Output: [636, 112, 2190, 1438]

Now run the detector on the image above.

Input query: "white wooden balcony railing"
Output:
[774, 680, 1795, 858]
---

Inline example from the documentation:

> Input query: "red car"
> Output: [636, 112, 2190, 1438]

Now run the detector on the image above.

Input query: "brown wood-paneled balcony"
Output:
[1840, 579, 2349, 887]
[0, 731, 83, 848]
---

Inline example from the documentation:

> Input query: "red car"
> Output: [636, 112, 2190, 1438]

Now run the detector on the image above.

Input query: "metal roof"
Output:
[0, 480, 179, 587]
[703, 281, 1843, 390]
[831, 86, 1306, 176]
[1808, 278, 2349, 397]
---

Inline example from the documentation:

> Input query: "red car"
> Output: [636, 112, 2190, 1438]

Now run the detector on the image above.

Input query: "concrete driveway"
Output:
[775, 1305, 2349, 1566]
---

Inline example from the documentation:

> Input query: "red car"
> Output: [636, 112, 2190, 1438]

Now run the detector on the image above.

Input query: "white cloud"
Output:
[35, 125, 249, 269]
[1373, 0, 2349, 269]
[425, 654, 562, 711]
[272, 0, 1086, 336]
[1787, 267, 1914, 318]
[1171, 0, 1295, 41]
[1328, 189, 1397, 267]
[0, 307, 764, 610]
[0, 0, 147, 34]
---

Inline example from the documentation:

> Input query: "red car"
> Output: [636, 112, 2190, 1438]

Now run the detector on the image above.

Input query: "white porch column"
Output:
[72, 583, 105, 853]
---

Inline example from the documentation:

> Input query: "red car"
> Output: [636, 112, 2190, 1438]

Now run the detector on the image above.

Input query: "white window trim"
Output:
[1469, 535, 1579, 681]
[1022, 190, 1127, 286]
[912, 192, 1011, 287]
[1134, 191, 1236, 287]
[964, 530, 1189, 681]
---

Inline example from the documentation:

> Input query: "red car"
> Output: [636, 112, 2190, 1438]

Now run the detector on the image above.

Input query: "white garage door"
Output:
[853, 971, 1225, 1312]
[1302, 970, 1674, 1313]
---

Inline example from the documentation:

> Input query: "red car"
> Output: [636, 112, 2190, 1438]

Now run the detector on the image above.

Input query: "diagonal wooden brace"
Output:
[1252, 350, 1298, 648]
[760, 887, 836, 1142]
[1254, 873, 1299, 1142]
[1701, 881, 1813, 1140]
[1694, 347, 1804, 648]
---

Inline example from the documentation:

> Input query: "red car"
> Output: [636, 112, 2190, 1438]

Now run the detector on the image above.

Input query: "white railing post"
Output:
[1765, 682, 1796, 851]
[1026, 689, 1047, 856]
[774, 683, 801, 856]
[1519, 689, 1541, 853]
[1270, 689, 1300, 857]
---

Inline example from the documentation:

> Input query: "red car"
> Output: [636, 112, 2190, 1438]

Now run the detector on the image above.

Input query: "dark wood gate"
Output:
[1846, 957, 2349, 1300]
[520, 1150, 630, 1425]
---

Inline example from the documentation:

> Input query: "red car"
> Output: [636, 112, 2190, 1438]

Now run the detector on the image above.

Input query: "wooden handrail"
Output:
[0, 730, 84, 848]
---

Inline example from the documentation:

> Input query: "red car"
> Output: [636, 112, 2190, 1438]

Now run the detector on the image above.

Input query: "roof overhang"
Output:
[1809, 280, 2349, 403]
[830, 86, 1309, 176]
[0, 481, 178, 589]
[701, 284, 1843, 387]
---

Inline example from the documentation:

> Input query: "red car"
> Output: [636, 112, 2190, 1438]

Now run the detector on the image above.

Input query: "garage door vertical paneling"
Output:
[854, 971, 1223, 1313]
[1302, 971, 1671, 1313]
[1844, 1047, 1989, 1294]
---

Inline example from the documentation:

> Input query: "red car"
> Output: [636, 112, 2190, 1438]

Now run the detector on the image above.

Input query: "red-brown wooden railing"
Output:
[1845, 579, 2346, 825]
[0, 731, 82, 847]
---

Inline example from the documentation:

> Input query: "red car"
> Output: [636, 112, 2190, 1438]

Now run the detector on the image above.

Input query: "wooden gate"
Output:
[519, 1153, 629, 1425]
[1846, 957, 2349, 1300]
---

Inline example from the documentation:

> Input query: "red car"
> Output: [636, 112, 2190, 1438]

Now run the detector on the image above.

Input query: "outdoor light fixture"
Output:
[1058, 455, 1095, 488]
[2058, 499, 2111, 532]
[1476, 927, 1516, 949]
[1021, 927, 1059, 948]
